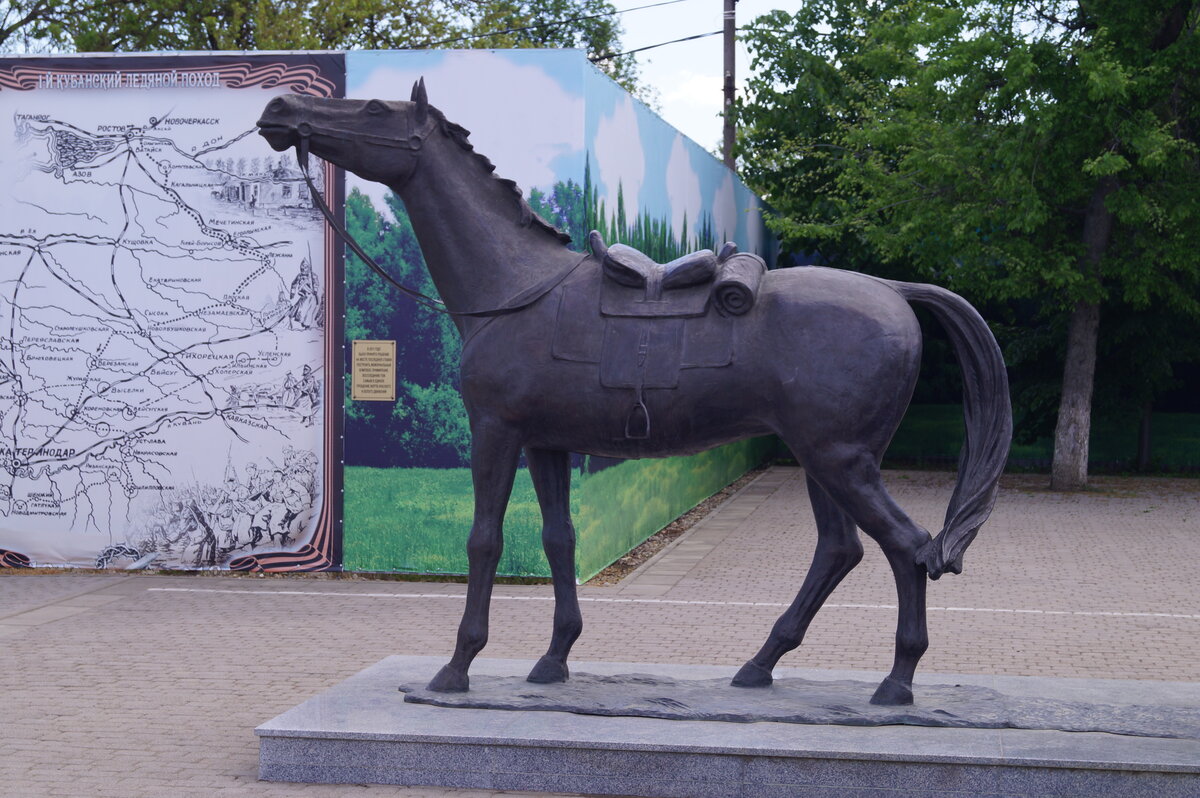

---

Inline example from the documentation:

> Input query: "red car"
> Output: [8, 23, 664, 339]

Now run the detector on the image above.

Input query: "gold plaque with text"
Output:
[351, 340, 397, 402]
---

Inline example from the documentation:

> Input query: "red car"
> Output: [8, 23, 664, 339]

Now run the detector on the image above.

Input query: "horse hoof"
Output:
[526, 656, 569, 684]
[427, 664, 469, 693]
[731, 660, 773, 687]
[869, 676, 913, 706]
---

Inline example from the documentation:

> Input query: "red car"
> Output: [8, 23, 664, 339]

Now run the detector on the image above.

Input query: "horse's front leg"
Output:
[525, 448, 582, 684]
[427, 418, 522, 692]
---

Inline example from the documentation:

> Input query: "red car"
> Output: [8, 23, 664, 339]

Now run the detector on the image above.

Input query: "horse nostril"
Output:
[268, 97, 285, 113]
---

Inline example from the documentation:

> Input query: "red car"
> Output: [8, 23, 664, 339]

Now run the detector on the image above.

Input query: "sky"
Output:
[613, 0, 803, 155]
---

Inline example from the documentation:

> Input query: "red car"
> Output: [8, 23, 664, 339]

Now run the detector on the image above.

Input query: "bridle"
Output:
[293, 120, 585, 319]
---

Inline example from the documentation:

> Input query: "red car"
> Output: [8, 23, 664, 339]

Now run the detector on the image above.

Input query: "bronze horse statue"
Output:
[257, 80, 1011, 706]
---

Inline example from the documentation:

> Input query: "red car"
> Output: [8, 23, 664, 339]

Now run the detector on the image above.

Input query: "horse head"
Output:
[256, 79, 435, 187]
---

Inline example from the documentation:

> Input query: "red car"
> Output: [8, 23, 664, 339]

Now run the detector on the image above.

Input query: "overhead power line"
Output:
[419, 0, 693, 49]
[590, 29, 721, 62]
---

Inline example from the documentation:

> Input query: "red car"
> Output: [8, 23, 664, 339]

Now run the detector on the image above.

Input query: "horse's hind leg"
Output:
[733, 474, 863, 688]
[427, 419, 521, 692]
[525, 447, 582, 684]
[805, 450, 933, 706]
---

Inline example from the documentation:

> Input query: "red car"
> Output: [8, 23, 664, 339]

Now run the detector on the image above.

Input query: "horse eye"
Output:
[366, 100, 388, 115]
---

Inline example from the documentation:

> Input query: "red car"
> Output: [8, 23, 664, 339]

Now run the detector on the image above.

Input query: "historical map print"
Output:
[0, 55, 343, 569]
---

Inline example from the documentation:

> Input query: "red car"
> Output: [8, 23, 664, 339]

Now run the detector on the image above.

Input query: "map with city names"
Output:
[0, 59, 339, 569]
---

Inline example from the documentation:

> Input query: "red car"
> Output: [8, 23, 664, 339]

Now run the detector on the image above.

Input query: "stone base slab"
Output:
[257, 656, 1200, 797]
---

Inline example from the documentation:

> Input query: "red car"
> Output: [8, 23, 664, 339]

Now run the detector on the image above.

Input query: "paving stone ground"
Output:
[1, 466, 1197, 797]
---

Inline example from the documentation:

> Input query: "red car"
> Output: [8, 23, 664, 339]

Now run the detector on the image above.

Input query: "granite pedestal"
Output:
[257, 656, 1200, 797]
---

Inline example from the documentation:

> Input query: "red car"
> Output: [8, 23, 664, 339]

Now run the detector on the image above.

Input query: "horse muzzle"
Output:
[255, 120, 300, 152]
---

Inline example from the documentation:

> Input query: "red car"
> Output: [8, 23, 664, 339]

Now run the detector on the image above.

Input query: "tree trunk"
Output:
[1050, 176, 1117, 490]
[1050, 300, 1101, 490]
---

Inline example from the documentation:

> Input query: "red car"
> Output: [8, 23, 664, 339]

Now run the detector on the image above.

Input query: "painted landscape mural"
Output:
[341, 50, 774, 579]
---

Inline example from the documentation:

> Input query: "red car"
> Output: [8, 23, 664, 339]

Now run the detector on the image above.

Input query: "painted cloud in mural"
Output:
[592, 93, 644, 222]
[743, 192, 764, 254]
[347, 51, 584, 207]
[666, 134, 702, 241]
[713, 170, 738, 245]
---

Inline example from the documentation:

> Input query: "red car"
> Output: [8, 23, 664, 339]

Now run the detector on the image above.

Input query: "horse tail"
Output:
[888, 280, 1012, 580]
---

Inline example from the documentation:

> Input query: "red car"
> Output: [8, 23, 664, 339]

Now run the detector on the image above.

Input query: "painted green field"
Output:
[342, 467, 553, 577]
[343, 437, 776, 579]
[572, 437, 777, 578]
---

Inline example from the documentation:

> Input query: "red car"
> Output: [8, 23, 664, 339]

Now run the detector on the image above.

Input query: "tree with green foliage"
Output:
[63, 0, 462, 51]
[1, 0, 73, 50]
[344, 188, 469, 467]
[1, 0, 642, 95]
[739, 0, 1200, 488]
[446, 0, 642, 93]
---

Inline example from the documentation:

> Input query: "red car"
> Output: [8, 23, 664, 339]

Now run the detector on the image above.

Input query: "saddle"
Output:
[602, 243, 718, 297]
[554, 234, 759, 440]
[592, 232, 731, 318]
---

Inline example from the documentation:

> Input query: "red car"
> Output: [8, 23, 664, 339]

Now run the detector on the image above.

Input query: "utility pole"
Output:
[722, 0, 737, 168]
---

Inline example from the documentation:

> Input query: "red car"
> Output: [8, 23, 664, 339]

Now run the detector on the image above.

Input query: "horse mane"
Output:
[430, 107, 573, 247]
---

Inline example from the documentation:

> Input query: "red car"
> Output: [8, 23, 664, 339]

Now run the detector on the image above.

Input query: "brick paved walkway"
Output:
[1, 466, 1197, 797]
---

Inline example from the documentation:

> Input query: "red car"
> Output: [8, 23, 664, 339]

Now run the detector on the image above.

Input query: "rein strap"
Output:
[296, 136, 584, 318]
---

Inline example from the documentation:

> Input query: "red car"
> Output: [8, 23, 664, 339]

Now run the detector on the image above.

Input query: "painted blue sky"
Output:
[345, 49, 766, 253]
[583, 58, 764, 252]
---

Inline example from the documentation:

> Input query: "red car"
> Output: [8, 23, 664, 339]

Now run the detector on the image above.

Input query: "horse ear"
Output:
[411, 77, 429, 125]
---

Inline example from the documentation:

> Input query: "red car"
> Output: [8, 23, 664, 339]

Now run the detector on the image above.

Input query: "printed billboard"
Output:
[0, 48, 774, 577]
[340, 50, 775, 580]
[0, 53, 344, 571]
